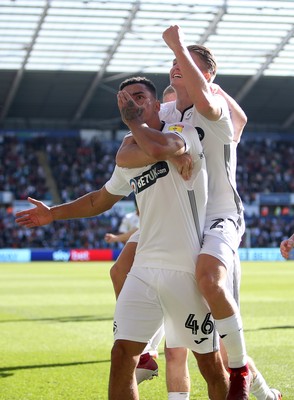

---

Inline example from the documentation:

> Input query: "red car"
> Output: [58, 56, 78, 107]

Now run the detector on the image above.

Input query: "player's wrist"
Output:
[126, 119, 145, 129]
[49, 206, 57, 222]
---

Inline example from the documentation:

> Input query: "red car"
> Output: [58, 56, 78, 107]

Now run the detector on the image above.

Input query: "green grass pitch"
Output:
[0, 261, 293, 399]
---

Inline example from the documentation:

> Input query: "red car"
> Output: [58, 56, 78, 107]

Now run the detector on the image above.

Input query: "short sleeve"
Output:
[105, 166, 132, 197]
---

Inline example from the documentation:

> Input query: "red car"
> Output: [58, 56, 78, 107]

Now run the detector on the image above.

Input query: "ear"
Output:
[155, 99, 161, 111]
[203, 72, 212, 82]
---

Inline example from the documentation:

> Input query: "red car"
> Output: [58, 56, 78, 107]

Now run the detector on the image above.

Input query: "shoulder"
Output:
[162, 122, 193, 146]
[214, 94, 230, 118]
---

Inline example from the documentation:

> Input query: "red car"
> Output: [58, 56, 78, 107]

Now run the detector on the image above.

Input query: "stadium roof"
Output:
[0, 0, 294, 133]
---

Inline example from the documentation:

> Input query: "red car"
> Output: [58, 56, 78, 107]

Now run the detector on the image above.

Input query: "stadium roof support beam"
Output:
[198, 2, 227, 45]
[102, 71, 142, 84]
[234, 25, 294, 104]
[72, 1, 140, 123]
[0, 0, 50, 122]
[98, 4, 228, 103]
[282, 112, 294, 130]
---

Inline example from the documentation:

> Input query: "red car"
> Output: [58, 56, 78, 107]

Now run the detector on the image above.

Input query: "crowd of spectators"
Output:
[1, 133, 294, 249]
[240, 215, 294, 248]
[237, 138, 294, 204]
[0, 136, 51, 201]
[0, 134, 123, 250]
[45, 136, 119, 202]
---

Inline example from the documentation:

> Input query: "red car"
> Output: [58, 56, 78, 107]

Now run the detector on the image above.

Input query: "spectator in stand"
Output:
[104, 200, 139, 246]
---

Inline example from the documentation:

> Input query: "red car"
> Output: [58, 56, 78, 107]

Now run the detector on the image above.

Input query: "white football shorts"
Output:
[199, 221, 242, 306]
[127, 220, 242, 304]
[201, 215, 245, 254]
[113, 267, 219, 354]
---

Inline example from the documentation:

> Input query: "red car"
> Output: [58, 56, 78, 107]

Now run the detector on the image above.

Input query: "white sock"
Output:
[215, 313, 247, 368]
[168, 393, 190, 400]
[250, 372, 273, 400]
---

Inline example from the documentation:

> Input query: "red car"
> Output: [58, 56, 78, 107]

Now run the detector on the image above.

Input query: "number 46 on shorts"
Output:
[185, 312, 214, 335]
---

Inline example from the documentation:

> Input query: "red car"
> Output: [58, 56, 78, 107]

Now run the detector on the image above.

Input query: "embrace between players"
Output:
[16, 25, 282, 400]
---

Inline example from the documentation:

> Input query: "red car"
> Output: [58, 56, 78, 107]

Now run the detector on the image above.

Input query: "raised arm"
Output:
[162, 25, 221, 121]
[15, 187, 123, 229]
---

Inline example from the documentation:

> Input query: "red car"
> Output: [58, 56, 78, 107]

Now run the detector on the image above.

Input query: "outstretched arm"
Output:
[280, 233, 294, 259]
[15, 187, 123, 229]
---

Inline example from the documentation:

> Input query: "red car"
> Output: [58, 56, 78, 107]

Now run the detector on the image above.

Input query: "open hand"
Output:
[169, 153, 193, 180]
[117, 90, 143, 124]
[15, 197, 53, 228]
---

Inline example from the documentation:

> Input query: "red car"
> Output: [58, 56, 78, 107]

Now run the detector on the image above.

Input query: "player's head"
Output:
[118, 76, 160, 124]
[119, 77, 158, 100]
[170, 44, 217, 85]
[187, 44, 217, 82]
[162, 85, 176, 103]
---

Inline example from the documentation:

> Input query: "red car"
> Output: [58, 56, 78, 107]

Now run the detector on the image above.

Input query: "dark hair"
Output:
[187, 44, 217, 78]
[119, 76, 158, 99]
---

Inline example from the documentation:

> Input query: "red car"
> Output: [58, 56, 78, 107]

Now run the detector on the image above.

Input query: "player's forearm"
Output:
[50, 194, 98, 221]
[50, 187, 122, 221]
[126, 121, 183, 160]
[172, 47, 219, 120]
[115, 228, 138, 243]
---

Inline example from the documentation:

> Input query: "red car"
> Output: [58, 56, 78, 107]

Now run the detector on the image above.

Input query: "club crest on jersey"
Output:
[130, 161, 169, 194]
[168, 124, 184, 133]
[184, 110, 193, 119]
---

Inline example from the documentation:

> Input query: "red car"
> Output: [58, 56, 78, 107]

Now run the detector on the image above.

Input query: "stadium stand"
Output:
[1, 132, 294, 249]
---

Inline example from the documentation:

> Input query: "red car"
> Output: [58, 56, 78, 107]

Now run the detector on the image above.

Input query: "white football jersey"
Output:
[160, 98, 244, 221]
[105, 121, 207, 273]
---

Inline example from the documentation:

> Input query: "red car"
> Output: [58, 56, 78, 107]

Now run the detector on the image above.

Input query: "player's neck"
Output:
[175, 89, 193, 113]
[146, 114, 163, 130]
